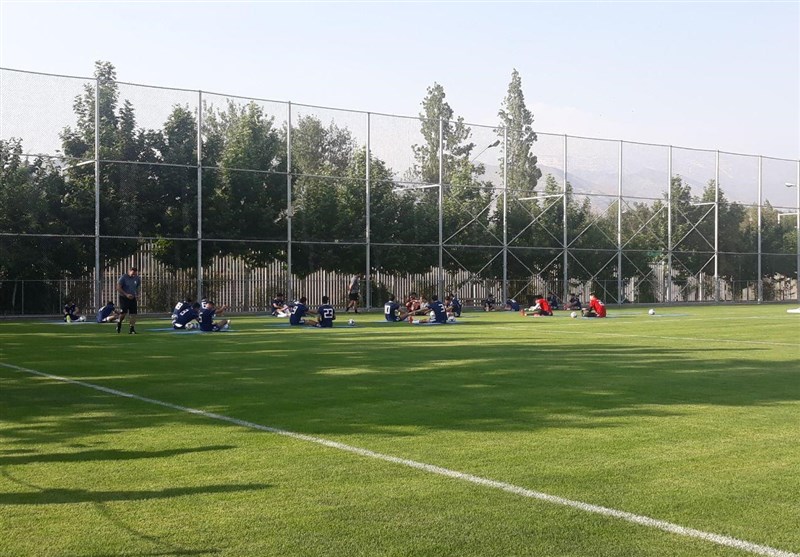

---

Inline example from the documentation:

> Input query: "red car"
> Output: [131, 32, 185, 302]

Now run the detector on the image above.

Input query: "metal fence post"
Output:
[94, 76, 101, 312]
[617, 140, 623, 304]
[797, 160, 800, 303]
[438, 117, 444, 300]
[757, 155, 763, 303]
[562, 134, 569, 304]
[197, 90, 204, 302]
[366, 112, 372, 310]
[286, 101, 293, 302]
[714, 150, 720, 301]
[502, 126, 508, 305]
[667, 146, 673, 303]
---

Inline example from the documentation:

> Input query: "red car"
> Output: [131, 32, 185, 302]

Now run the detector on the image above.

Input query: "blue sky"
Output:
[1, 1, 798, 159]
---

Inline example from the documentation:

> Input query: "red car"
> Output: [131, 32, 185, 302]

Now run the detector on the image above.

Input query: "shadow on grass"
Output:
[0, 445, 236, 466]
[0, 482, 271, 505]
[1, 317, 799, 441]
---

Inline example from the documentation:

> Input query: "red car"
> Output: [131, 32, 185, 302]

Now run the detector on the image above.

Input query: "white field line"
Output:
[2, 362, 797, 557]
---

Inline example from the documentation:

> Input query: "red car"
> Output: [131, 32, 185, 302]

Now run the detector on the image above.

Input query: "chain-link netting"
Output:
[1, 67, 797, 314]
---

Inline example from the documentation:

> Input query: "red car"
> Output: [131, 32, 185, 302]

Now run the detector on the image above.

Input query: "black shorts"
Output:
[348, 292, 359, 302]
[118, 295, 138, 314]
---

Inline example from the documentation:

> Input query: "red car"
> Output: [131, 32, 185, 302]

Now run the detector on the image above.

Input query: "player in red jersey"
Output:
[582, 293, 607, 318]
[523, 294, 553, 317]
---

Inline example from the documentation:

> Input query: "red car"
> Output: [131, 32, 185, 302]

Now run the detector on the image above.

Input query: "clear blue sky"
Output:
[1, 1, 798, 159]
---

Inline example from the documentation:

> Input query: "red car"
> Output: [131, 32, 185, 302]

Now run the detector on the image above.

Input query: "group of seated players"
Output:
[171, 298, 230, 332]
[165, 289, 606, 332]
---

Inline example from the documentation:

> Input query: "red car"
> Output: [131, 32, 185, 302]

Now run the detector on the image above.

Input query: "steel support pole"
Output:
[757, 156, 763, 303]
[797, 161, 800, 303]
[502, 127, 508, 304]
[197, 90, 203, 302]
[94, 77, 101, 311]
[286, 102, 293, 302]
[714, 150, 720, 301]
[617, 141, 623, 304]
[667, 146, 673, 303]
[365, 112, 372, 310]
[438, 118, 444, 301]
[563, 134, 569, 303]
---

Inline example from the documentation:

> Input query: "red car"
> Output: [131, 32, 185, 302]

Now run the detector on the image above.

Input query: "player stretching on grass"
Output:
[582, 293, 607, 318]
[523, 294, 553, 317]
[384, 295, 409, 322]
[409, 295, 449, 324]
[289, 297, 319, 326]
[116, 267, 141, 334]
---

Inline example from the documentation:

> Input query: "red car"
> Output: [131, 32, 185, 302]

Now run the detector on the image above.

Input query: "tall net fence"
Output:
[1, 67, 798, 315]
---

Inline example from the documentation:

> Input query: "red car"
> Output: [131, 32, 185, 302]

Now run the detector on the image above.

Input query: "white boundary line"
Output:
[2, 361, 797, 557]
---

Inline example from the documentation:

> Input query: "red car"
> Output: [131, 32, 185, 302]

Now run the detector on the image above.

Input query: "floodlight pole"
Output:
[197, 90, 204, 304]
[365, 112, 372, 310]
[757, 156, 763, 303]
[94, 77, 101, 312]
[438, 118, 444, 301]
[286, 102, 293, 303]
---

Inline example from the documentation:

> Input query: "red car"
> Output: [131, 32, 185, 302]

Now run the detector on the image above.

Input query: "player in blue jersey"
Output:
[271, 293, 290, 317]
[482, 293, 496, 311]
[63, 302, 85, 322]
[505, 298, 521, 312]
[171, 297, 195, 326]
[410, 295, 449, 324]
[96, 301, 119, 323]
[384, 295, 409, 322]
[316, 296, 336, 328]
[445, 294, 462, 317]
[173, 303, 202, 330]
[199, 300, 230, 332]
[289, 297, 318, 326]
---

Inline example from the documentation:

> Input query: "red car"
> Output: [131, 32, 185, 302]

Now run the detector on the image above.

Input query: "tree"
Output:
[497, 69, 542, 194]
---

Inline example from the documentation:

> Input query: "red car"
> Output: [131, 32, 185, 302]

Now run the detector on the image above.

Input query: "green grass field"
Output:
[1, 305, 799, 557]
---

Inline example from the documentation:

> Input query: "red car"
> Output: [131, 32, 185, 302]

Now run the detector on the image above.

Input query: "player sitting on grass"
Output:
[289, 297, 318, 326]
[410, 295, 449, 324]
[271, 293, 290, 317]
[482, 293, 496, 311]
[63, 302, 85, 322]
[445, 294, 462, 317]
[384, 295, 409, 322]
[199, 300, 230, 331]
[523, 294, 553, 317]
[565, 293, 582, 310]
[505, 298, 521, 312]
[316, 296, 336, 328]
[582, 293, 607, 318]
[171, 296, 195, 326]
[405, 292, 421, 315]
[96, 301, 119, 323]
[173, 302, 202, 330]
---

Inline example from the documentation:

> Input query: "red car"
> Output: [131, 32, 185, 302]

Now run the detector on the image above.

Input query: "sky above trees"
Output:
[1, 1, 797, 159]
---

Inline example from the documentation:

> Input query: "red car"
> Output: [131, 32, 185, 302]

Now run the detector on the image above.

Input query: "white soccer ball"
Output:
[186, 322, 196, 330]
[570, 311, 577, 319]
[429, 311, 436, 319]
[447, 316, 456, 323]
[648, 308, 656, 316]
[348, 319, 355, 326]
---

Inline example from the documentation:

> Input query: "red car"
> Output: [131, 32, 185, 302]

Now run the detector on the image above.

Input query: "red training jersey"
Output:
[590, 298, 606, 317]
[538, 299, 552, 314]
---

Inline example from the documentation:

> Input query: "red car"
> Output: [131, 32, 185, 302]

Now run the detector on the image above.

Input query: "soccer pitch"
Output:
[1, 306, 799, 557]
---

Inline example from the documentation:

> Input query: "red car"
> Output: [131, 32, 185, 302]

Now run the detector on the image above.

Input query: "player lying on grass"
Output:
[582, 293, 607, 318]
[384, 295, 410, 322]
[96, 301, 120, 323]
[523, 294, 553, 317]
[505, 298, 521, 311]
